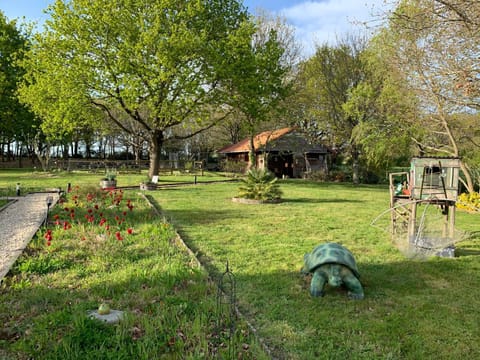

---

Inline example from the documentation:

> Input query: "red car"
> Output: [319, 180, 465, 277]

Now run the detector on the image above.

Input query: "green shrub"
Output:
[236, 168, 282, 201]
[305, 170, 328, 181]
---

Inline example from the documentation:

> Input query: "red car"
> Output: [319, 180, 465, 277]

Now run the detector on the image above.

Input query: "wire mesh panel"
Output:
[405, 202, 467, 258]
[373, 200, 469, 259]
[214, 261, 237, 359]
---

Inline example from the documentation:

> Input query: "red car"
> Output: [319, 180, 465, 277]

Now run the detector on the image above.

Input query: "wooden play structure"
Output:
[389, 157, 461, 257]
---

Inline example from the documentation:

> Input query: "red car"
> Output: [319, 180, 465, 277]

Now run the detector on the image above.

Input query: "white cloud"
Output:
[277, 0, 391, 58]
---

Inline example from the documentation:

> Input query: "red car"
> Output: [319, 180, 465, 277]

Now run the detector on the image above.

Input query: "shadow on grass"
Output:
[283, 197, 364, 204]
[224, 256, 480, 359]
[456, 248, 480, 257]
[3, 242, 480, 360]
[0, 262, 215, 359]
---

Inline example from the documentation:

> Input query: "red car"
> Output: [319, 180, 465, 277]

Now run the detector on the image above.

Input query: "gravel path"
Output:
[0, 192, 59, 282]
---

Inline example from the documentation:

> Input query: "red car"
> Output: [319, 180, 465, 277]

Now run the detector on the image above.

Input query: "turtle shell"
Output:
[303, 242, 360, 278]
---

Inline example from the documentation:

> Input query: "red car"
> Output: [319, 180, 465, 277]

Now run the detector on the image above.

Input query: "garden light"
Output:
[45, 195, 53, 225]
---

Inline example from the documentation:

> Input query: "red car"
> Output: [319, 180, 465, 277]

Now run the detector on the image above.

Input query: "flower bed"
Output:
[456, 192, 480, 212]
[42, 185, 136, 246]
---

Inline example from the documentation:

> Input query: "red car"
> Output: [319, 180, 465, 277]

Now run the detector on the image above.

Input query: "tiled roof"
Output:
[218, 127, 294, 154]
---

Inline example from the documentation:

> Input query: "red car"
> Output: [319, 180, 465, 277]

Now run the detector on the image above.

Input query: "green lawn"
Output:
[1, 170, 479, 359]
[0, 168, 232, 195]
[0, 170, 266, 359]
[151, 180, 480, 359]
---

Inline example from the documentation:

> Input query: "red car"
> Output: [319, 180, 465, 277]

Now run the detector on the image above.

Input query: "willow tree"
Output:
[19, 0, 258, 177]
[342, 33, 419, 174]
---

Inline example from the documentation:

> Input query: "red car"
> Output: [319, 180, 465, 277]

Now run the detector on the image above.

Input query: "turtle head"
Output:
[327, 264, 343, 287]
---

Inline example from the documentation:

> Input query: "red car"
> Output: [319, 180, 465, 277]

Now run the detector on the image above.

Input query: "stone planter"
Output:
[100, 179, 117, 189]
[140, 183, 156, 191]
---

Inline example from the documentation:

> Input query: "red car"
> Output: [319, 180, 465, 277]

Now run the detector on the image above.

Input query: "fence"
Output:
[54, 159, 204, 175]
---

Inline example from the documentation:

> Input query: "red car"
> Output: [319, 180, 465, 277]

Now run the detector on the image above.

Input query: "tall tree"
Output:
[221, 11, 296, 169]
[18, 0, 261, 177]
[343, 32, 419, 173]
[0, 12, 38, 163]
[294, 37, 366, 184]
[384, 0, 480, 192]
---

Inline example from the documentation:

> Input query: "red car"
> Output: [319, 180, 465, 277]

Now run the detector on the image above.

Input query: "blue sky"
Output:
[0, 0, 392, 57]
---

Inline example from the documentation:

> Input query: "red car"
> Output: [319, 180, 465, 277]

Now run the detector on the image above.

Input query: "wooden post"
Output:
[442, 202, 449, 238]
[448, 203, 456, 240]
[389, 174, 396, 234]
[408, 201, 417, 244]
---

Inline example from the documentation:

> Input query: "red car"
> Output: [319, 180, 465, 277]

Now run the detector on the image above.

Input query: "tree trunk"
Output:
[76, 141, 82, 158]
[7, 142, 13, 161]
[135, 147, 140, 164]
[17, 143, 23, 168]
[149, 130, 164, 178]
[351, 145, 360, 185]
[85, 142, 91, 158]
[459, 161, 475, 194]
[248, 134, 256, 170]
[110, 137, 115, 159]
[62, 144, 69, 159]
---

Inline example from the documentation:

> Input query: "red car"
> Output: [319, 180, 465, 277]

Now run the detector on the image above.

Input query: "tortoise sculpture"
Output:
[301, 243, 364, 300]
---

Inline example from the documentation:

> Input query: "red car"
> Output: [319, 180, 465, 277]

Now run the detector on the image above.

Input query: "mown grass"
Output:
[0, 168, 231, 195]
[1, 169, 479, 359]
[151, 180, 480, 359]
[0, 171, 267, 359]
